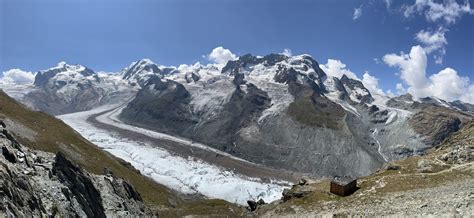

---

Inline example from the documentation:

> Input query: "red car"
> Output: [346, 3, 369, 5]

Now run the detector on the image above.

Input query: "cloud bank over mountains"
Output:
[384, 45, 473, 103]
[0, 69, 36, 85]
[207, 46, 237, 65]
[2, 44, 472, 104]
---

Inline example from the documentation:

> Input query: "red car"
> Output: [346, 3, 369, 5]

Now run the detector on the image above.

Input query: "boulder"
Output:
[247, 200, 258, 211]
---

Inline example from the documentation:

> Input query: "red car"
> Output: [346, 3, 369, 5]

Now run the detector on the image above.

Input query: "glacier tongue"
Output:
[58, 106, 290, 205]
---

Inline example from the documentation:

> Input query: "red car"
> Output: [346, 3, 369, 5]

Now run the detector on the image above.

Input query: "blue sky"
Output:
[0, 0, 473, 101]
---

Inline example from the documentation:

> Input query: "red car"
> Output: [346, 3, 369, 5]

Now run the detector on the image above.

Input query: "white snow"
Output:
[324, 89, 361, 117]
[244, 64, 294, 122]
[58, 106, 290, 205]
[385, 110, 397, 124]
[0, 83, 37, 100]
[433, 96, 452, 108]
[322, 76, 363, 117]
[371, 93, 391, 106]
[120, 59, 180, 86]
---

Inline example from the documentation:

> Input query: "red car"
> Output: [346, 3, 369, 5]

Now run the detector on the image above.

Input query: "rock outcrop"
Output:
[340, 75, 374, 104]
[0, 120, 150, 216]
[52, 152, 106, 218]
[409, 106, 472, 145]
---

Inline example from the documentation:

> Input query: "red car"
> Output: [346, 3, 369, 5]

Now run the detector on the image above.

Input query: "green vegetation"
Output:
[0, 90, 242, 216]
[287, 96, 345, 130]
[258, 121, 473, 214]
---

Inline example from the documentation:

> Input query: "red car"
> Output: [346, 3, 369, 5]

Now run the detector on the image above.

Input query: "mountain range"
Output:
[1, 53, 473, 216]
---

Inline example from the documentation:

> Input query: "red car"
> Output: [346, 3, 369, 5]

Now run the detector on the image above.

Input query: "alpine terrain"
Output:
[1, 53, 473, 216]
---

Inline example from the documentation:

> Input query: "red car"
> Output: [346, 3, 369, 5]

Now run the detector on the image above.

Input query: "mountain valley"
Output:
[1, 53, 473, 216]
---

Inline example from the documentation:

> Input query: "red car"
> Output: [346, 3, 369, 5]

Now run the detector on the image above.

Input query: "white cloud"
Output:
[383, 45, 430, 97]
[384, 0, 392, 9]
[460, 85, 474, 104]
[396, 83, 406, 95]
[373, 58, 381, 64]
[353, 7, 362, 20]
[208, 46, 237, 65]
[404, 0, 473, 24]
[0, 69, 36, 85]
[386, 89, 395, 97]
[362, 72, 386, 96]
[383, 45, 474, 103]
[319, 59, 359, 80]
[434, 48, 446, 64]
[415, 28, 447, 53]
[281, 48, 292, 57]
[428, 67, 472, 102]
[415, 28, 448, 64]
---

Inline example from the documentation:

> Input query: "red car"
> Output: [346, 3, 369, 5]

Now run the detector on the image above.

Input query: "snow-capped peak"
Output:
[47, 61, 88, 73]
[121, 58, 177, 87]
[34, 62, 96, 87]
[138, 58, 155, 65]
[57, 61, 67, 67]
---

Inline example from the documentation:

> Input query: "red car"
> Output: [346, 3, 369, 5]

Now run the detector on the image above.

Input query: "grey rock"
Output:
[2, 146, 17, 163]
[52, 152, 106, 218]
[340, 75, 374, 104]
[247, 200, 258, 211]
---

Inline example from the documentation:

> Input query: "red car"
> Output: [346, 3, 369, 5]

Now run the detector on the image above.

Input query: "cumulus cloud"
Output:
[281, 48, 292, 57]
[383, 45, 430, 96]
[319, 59, 359, 80]
[362, 72, 386, 96]
[396, 83, 406, 95]
[208, 46, 237, 65]
[415, 28, 447, 53]
[415, 28, 448, 64]
[460, 85, 474, 103]
[0, 69, 36, 85]
[386, 90, 395, 97]
[353, 7, 362, 20]
[428, 67, 472, 102]
[404, 0, 473, 24]
[383, 45, 474, 103]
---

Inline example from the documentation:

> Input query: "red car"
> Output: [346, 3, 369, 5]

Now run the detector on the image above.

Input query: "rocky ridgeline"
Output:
[0, 120, 150, 216]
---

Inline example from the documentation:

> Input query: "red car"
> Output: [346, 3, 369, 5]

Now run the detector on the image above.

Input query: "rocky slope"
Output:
[0, 125, 149, 216]
[255, 121, 473, 216]
[2, 54, 473, 215]
[0, 90, 245, 216]
[119, 53, 470, 180]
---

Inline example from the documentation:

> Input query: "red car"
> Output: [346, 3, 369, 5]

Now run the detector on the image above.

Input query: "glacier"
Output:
[58, 106, 290, 205]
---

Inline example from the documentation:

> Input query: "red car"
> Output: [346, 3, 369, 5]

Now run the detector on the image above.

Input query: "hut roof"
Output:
[331, 176, 356, 186]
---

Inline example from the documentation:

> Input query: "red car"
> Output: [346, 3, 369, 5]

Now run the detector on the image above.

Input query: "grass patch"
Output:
[287, 96, 345, 129]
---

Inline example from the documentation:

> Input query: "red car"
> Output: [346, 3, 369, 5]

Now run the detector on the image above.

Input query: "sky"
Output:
[0, 0, 473, 102]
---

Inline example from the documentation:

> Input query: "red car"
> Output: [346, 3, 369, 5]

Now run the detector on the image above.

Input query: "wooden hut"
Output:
[330, 177, 357, 196]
